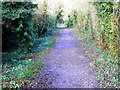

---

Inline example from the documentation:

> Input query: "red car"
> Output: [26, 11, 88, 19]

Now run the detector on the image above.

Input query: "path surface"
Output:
[27, 26, 99, 88]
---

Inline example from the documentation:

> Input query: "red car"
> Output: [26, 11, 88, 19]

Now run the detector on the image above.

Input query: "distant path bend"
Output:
[27, 25, 99, 88]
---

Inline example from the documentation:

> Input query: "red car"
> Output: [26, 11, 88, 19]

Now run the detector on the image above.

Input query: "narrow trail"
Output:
[27, 25, 99, 88]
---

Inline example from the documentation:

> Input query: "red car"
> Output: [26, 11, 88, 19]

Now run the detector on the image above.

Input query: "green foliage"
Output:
[55, 9, 63, 24]
[2, 59, 41, 88]
[2, 2, 37, 52]
[2, 50, 28, 64]
[2, 1, 59, 63]
[67, 10, 77, 27]
[32, 1, 58, 37]
[71, 1, 119, 88]
[30, 32, 59, 52]
[2, 29, 59, 88]
[93, 2, 119, 58]
[2, 1, 59, 88]
[72, 28, 119, 88]
[36, 14, 57, 37]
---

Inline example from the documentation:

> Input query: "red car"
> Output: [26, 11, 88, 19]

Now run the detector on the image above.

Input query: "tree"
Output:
[2, 2, 37, 52]
[55, 4, 64, 25]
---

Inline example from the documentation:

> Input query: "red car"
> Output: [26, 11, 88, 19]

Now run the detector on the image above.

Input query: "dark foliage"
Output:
[2, 2, 37, 52]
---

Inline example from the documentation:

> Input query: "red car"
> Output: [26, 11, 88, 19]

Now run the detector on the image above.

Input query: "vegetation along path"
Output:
[27, 25, 99, 88]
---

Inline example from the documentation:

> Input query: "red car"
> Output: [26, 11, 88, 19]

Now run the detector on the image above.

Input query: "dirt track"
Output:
[27, 26, 99, 88]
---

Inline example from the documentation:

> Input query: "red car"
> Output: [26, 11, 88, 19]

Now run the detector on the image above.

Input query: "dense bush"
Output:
[55, 7, 64, 24]
[32, 0, 61, 38]
[33, 13, 57, 37]
[2, 2, 37, 52]
[67, 10, 77, 27]
[2, 1, 60, 63]
[2, 1, 60, 88]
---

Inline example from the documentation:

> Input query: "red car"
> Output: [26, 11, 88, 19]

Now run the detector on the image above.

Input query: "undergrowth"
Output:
[2, 59, 40, 88]
[72, 28, 119, 88]
[2, 29, 59, 89]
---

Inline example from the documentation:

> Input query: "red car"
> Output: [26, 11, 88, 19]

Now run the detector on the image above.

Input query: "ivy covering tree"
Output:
[67, 1, 119, 88]
[67, 10, 77, 27]
[2, 2, 37, 52]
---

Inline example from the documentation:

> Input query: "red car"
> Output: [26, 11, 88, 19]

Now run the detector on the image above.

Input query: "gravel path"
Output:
[27, 26, 99, 88]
